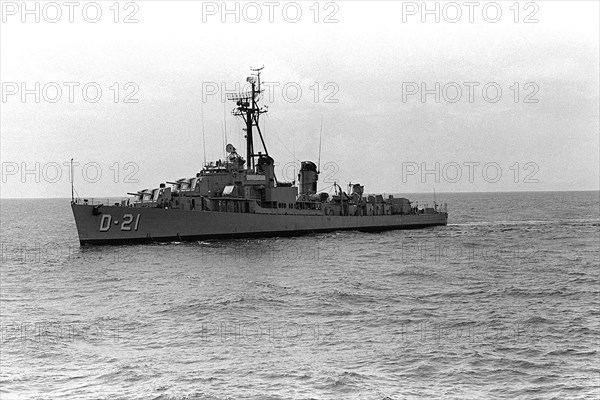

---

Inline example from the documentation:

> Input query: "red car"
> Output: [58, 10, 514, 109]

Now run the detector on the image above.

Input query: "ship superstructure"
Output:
[71, 68, 447, 244]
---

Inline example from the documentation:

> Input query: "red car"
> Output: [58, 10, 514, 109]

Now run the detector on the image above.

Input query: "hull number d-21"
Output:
[99, 213, 141, 232]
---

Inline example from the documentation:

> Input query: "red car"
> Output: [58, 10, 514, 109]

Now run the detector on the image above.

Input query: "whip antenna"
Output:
[223, 101, 228, 158]
[70, 158, 74, 202]
[318, 115, 323, 174]
[201, 100, 207, 165]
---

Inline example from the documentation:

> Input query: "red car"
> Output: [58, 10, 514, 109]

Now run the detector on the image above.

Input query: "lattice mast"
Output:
[227, 66, 269, 170]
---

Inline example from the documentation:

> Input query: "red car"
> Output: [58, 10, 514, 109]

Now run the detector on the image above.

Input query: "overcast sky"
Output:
[1, 0, 598, 198]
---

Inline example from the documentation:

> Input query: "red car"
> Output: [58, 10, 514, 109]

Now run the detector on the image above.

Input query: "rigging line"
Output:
[235, 116, 242, 145]
[201, 100, 207, 166]
[319, 163, 352, 191]
[318, 114, 323, 173]
[324, 184, 337, 195]
[263, 113, 302, 163]
[70, 158, 74, 201]
[262, 115, 266, 152]
[222, 100, 229, 159]
[319, 183, 335, 192]
[223, 100, 228, 147]
[261, 117, 278, 184]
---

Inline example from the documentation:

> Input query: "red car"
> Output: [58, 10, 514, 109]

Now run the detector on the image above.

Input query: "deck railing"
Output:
[73, 198, 130, 206]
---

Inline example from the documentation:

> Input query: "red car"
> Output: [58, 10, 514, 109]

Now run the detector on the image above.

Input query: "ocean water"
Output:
[1, 191, 599, 399]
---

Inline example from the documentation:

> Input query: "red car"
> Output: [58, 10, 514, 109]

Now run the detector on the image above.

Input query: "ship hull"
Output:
[72, 203, 448, 245]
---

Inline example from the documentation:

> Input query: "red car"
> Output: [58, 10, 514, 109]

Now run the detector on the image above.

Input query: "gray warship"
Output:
[71, 68, 448, 245]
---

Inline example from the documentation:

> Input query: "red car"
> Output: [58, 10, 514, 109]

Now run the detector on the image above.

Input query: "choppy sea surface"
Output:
[1, 191, 599, 399]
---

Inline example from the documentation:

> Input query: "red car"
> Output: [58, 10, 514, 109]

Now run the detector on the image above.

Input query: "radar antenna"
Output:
[226, 66, 268, 170]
